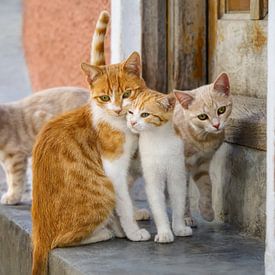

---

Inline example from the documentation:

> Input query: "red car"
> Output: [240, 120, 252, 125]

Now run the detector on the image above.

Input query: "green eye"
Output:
[217, 106, 226, 115]
[99, 95, 110, 102]
[198, 114, 208, 120]
[141, 112, 150, 118]
[123, 90, 131, 99]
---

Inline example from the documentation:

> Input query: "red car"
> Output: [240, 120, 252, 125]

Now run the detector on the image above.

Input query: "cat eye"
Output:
[217, 106, 226, 115]
[99, 95, 110, 102]
[198, 114, 208, 120]
[128, 110, 133, 114]
[141, 112, 150, 118]
[123, 90, 131, 99]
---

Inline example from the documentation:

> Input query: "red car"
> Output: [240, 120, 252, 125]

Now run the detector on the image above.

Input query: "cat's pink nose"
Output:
[213, 123, 220, 129]
[131, 121, 137, 126]
[114, 109, 122, 114]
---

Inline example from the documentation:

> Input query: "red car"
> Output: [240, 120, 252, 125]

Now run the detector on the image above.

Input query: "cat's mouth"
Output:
[110, 111, 127, 117]
[210, 128, 223, 134]
[127, 123, 140, 133]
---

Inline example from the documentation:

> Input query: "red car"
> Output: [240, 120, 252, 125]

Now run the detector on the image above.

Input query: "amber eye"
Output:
[123, 90, 131, 99]
[99, 95, 110, 102]
[141, 112, 150, 118]
[217, 106, 226, 115]
[198, 114, 208, 120]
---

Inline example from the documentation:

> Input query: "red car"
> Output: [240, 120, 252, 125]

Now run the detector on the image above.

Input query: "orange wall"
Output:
[23, 0, 110, 92]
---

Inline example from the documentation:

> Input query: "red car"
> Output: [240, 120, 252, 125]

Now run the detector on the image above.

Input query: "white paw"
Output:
[1, 192, 21, 205]
[173, 225, 192, 237]
[154, 230, 174, 243]
[127, 228, 151, 242]
[184, 216, 198, 228]
[134, 208, 150, 221]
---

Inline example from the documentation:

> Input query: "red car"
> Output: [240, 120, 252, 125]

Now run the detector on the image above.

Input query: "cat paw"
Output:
[173, 225, 192, 237]
[199, 205, 215, 222]
[134, 208, 150, 221]
[127, 228, 151, 242]
[184, 216, 198, 228]
[154, 230, 174, 243]
[1, 192, 21, 205]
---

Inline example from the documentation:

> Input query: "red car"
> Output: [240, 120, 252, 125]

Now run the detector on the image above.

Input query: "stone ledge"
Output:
[0, 202, 265, 275]
[225, 95, 266, 151]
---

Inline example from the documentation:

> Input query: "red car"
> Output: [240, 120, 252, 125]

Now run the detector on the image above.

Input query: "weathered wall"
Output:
[190, 142, 266, 239]
[209, 19, 267, 98]
[23, 0, 110, 92]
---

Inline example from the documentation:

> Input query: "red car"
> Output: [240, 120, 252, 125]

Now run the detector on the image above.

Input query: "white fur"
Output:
[91, 102, 151, 242]
[127, 110, 192, 243]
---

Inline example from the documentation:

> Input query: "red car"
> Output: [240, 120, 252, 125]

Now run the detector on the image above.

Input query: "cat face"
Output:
[174, 73, 232, 134]
[127, 90, 176, 133]
[81, 52, 145, 117]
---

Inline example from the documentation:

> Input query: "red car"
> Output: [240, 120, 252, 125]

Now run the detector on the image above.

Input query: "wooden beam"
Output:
[141, 0, 167, 93]
[250, 0, 263, 19]
[225, 95, 266, 151]
[167, 0, 207, 91]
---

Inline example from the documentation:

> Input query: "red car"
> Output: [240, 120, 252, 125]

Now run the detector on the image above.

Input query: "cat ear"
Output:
[213, 72, 230, 96]
[123, 51, 141, 77]
[81, 63, 102, 84]
[174, 90, 194, 109]
[156, 93, 176, 111]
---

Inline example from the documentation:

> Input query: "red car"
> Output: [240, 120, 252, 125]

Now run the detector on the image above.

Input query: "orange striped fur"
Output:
[129, 89, 176, 127]
[90, 11, 109, 66]
[0, 87, 89, 205]
[32, 52, 145, 275]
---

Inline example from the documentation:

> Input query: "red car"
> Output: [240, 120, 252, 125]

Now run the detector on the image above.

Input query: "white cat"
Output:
[127, 89, 192, 243]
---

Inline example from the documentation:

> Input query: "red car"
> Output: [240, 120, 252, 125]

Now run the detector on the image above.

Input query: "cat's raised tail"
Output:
[90, 10, 110, 66]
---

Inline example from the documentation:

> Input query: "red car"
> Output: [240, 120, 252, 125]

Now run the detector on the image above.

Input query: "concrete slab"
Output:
[0, 199, 265, 275]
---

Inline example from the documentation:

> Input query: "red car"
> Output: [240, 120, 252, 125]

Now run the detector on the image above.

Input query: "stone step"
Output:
[0, 202, 264, 275]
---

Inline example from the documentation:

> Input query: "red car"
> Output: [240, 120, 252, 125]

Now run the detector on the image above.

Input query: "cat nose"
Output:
[131, 121, 137, 126]
[213, 122, 220, 129]
[114, 109, 122, 114]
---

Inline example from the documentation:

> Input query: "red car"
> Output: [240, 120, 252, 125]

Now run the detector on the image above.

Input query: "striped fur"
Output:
[90, 10, 110, 66]
[173, 73, 232, 225]
[0, 87, 90, 205]
[32, 52, 149, 275]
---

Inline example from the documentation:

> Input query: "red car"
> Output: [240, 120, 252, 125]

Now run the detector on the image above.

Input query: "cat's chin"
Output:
[208, 128, 223, 134]
[109, 112, 126, 118]
[128, 127, 139, 134]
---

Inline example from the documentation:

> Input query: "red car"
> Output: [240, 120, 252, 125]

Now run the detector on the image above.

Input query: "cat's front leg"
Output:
[192, 160, 215, 222]
[104, 161, 150, 242]
[184, 172, 198, 228]
[113, 178, 150, 241]
[144, 172, 174, 243]
[1, 153, 27, 205]
[167, 165, 192, 237]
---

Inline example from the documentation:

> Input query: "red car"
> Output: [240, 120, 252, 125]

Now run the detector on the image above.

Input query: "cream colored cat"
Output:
[173, 73, 232, 225]
[0, 87, 89, 205]
[127, 89, 192, 243]
[0, 10, 109, 206]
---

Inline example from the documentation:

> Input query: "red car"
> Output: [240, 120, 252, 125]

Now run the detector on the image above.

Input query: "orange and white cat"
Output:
[173, 73, 232, 225]
[127, 90, 192, 243]
[32, 51, 150, 275]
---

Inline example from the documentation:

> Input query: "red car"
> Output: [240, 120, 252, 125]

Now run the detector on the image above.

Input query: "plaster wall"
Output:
[23, 0, 110, 91]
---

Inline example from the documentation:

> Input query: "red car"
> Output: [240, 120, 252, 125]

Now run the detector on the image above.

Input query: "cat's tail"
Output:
[32, 243, 50, 275]
[90, 10, 110, 66]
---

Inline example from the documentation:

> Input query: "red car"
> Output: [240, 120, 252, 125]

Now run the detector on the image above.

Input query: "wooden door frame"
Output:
[141, 0, 207, 93]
